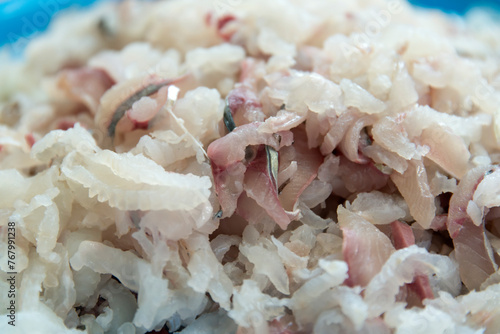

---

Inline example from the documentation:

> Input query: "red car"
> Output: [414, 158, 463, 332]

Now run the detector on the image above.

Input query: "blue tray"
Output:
[0, 0, 499, 49]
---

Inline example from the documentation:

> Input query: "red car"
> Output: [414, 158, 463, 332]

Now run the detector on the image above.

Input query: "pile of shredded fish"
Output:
[1, 0, 500, 333]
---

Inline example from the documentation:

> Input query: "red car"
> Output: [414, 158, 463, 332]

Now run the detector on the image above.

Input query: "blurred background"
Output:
[0, 0, 499, 49]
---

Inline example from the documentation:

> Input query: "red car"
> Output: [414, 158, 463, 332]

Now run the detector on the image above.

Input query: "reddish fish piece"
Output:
[342, 227, 393, 287]
[207, 122, 285, 168]
[208, 121, 293, 222]
[339, 114, 375, 164]
[217, 14, 236, 31]
[56, 120, 76, 131]
[204, 12, 212, 26]
[133, 120, 150, 130]
[216, 14, 237, 41]
[390, 220, 415, 249]
[390, 220, 434, 302]
[227, 86, 261, 115]
[279, 126, 323, 212]
[339, 208, 394, 287]
[226, 85, 265, 126]
[337, 156, 389, 194]
[447, 166, 498, 290]
[244, 146, 292, 229]
[25, 133, 35, 148]
[211, 161, 247, 218]
[57, 67, 115, 114]
[410, 275, 435, 301]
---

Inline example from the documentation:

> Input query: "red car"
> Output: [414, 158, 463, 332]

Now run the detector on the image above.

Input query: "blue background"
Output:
[410, 0, 500, 13]
[0, 0, 499, 48]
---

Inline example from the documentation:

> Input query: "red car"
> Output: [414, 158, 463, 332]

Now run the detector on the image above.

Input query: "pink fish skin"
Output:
[391, 220, 434, 303]
[447, 166, 498, 291]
